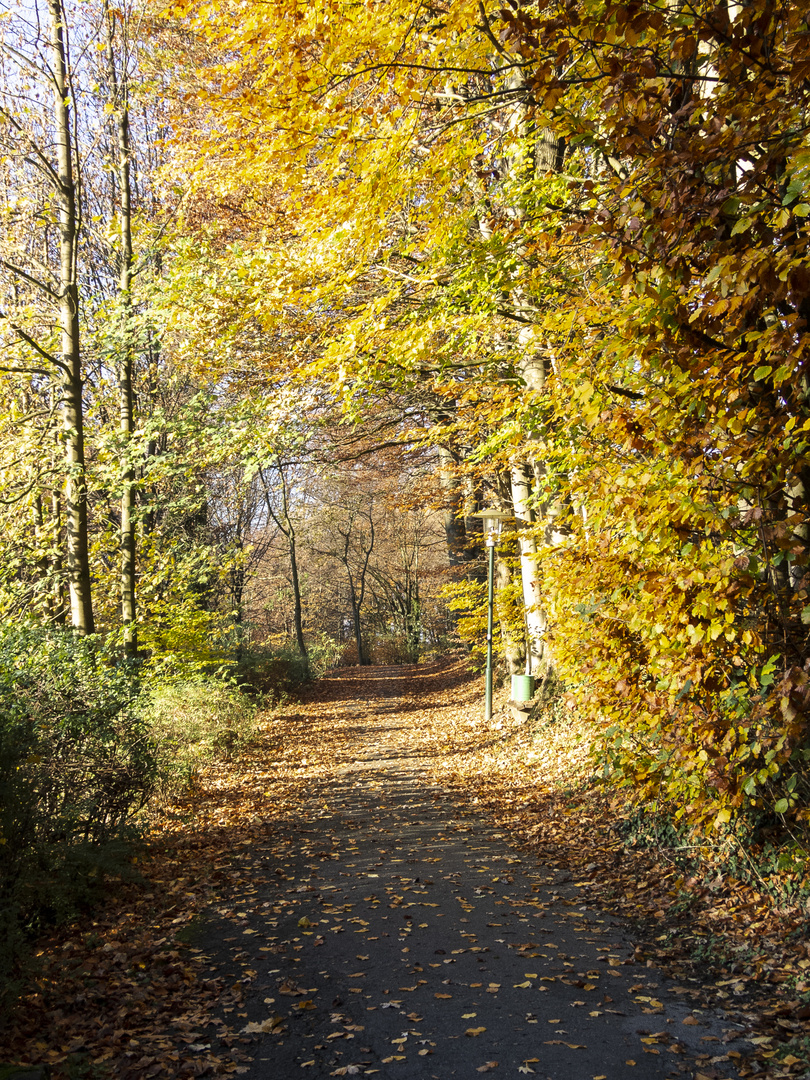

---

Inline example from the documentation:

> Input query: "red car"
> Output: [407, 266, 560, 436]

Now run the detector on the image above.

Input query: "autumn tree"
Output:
[156, 0, 810, 830]
[0, 0, 95, 632]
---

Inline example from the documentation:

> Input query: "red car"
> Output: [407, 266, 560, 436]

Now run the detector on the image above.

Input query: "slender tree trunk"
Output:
[49, 0, 93, 634]
[105, 3, 137, 655]
[439, 445, 469, 568]
[510, 462, 548, 674]
[342, 507, 374, 665]
[348, 579, 368, 665]
[406, 546, 420, 661]
[50, 417, 66, 624]
[279, 471, 308, 672]
[260, 464, 309, 672]
[287, 527, 308, 670]
[231, 562, 245, 662]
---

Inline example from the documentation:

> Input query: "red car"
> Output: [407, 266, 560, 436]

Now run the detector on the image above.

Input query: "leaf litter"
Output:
[1, 655, 807, 1077]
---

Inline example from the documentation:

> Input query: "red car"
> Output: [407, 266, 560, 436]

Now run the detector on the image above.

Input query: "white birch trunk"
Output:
[510, 462, 547, 674]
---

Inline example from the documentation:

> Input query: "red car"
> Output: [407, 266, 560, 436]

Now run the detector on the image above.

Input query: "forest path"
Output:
[195, 662, 746, 1080]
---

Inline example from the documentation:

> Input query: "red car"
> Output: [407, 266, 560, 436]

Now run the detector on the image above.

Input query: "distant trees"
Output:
[242, 444, 451, 667]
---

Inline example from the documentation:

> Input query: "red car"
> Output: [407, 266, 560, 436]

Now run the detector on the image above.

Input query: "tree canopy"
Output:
[1, 0, 808, 838]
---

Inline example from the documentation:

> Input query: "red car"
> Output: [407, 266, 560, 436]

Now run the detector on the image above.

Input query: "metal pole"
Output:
[485, 539, 495, 721]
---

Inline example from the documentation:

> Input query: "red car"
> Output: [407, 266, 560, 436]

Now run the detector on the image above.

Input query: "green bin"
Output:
[511, 674, 535, 702]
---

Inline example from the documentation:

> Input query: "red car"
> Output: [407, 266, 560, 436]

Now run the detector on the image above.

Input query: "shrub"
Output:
[305, 633, 345, 677]
[235, 633, 346, 690]
[0, 623, 271, 1005]
[236, 644, 309, 695]
[0, 625, 156, 996]
[339, 633, 416, 667]
[140, 677, 257, 793]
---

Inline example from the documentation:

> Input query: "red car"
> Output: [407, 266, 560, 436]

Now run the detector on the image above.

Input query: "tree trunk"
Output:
[50, 426, 66, 624]
[438, 445, 469, 568]
[346, 572, 369, 665]
[495, 550, 525, 675]
[49, 0, 93, 634]
[105, 2, 137, 655]
[510, 462, 548, 674]
[231, 560, 245, 662]
[260, 463, 309, 673]
[501, 76, 561, 676]
[279, 474, 308, 673]
[288, 526, 309, 671]
[405, 548, 420, 661]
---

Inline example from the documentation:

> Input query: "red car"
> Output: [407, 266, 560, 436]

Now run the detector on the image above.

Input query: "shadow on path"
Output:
[192, 664, 747, 1079]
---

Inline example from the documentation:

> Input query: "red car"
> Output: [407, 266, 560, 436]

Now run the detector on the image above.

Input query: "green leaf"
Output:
[730, 217, 752, 236]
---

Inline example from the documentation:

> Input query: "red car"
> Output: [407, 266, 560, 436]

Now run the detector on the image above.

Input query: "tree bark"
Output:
[260, 463, 309, 673]
[49, 0, 94, 634]
[105, 1, 137, 655]
[510, 461, 548, 675]
[347, 577, 368, 665]
[438, 445, 469, 568]
[339, 507, 374, 666]
[279, 468, 308, 672]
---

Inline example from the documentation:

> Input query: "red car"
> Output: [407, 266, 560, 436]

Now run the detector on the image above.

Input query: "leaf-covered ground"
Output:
[1, 656, 808, 1078]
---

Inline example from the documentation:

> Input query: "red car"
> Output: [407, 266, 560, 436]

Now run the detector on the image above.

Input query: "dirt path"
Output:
[191, 664, 747, 1079]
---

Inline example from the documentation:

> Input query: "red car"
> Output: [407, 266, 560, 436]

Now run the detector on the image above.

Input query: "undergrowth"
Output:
[0, 624, 263, 1006]
[143, 678, 257, 795]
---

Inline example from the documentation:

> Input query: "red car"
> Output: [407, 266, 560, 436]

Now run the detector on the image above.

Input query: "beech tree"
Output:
[0, 0, 172, 645]
[102, 0, 137, 654]
[0, 0, 95, 632]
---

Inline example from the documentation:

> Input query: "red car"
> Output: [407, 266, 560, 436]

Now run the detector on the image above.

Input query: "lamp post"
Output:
[473, 509, 513, 721]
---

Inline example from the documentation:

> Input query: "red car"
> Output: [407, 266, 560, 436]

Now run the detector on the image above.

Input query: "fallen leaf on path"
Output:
[241, 1016, 285, 1034]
